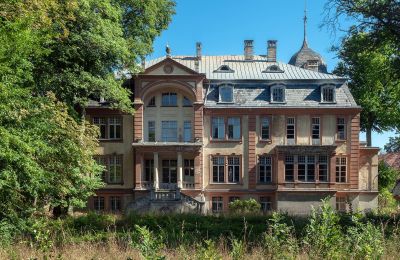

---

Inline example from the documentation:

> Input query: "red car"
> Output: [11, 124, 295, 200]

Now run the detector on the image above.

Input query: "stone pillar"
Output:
[153, 152, 159, 190]
[135, 152, 143, 189]
[177, 152, 183, 189]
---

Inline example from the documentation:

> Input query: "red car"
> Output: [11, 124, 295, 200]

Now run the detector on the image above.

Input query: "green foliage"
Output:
[230, 238, 245, 260]
[303, 199, 342, 259]
[228, 199, 261, 214]
[379, 188, 399, 214]
[385, 134, 400, 153]
[262, 212, 298, 259]
[195, 240, 222, 260]
[378, 160, 400, 191]
[130, 225, 165, 260]
[345, 216, 384, 259]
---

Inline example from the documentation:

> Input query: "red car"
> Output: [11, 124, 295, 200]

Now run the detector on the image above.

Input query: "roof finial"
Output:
[166, 42, 171, 57]
[303, 0, 308, 48]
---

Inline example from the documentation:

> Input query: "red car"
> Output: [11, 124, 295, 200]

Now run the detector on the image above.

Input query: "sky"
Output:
[149, 0, 396, 151]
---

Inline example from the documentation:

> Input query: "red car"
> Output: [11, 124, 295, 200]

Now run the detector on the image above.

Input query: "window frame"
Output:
[335, 156, 347, 183]
[260, 116, 271, 141]
[297, 155, 316, 182]
[110, 196, 122, 212]
[260, 196, 272, 212]
[212, 156, 225, 183]
[286, 117, 296, 144]
[183, 120, 192, 142]
[227, 156, 241, 183]
[320, 85, 336, 103]
[182, 96, 193, 107]
[218, 84, 234, 103]
[284, 155, 295, 182]
[311, 117, 321, 145]
[108, 155, 123, 184]
[227, 117, 241, 140]
[336, 117, 347, 141]
[148, 120, 156, 142]
[93, 196, 105, 211]
[147, 96, 156, 107]
[161, 92, 178, 107]
[318, 155, 329, 182]
[258, 155, 272, 184]
[211, 116, 242, 141]
[212, 197, 223, 213]
[211, 155, 242, 184]
[93, 116, 123, 141]
[94, 154, 123, 185]
[161, 120, 178, 142]
[270, 85, 286, 103]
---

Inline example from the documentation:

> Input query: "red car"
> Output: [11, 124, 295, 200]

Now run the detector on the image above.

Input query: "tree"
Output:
[384, 134, 400, 153]
[333, 31, 400, 146]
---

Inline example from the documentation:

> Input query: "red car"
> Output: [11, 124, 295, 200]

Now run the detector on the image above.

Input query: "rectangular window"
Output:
[298, 155, 315, 182]
[212, 117, 225, 140]
[322, 87, 335, 102]
[183, 121, 192, 142]
[147, 96, 156, 107]
[337, 118, 346, 140]
[108, 117, 122, 139]
[94, 156, 107, 182]
[161, 121, 178, 142]
[144, 159, 154, 182]
[336, 157, 347, 182]
[229, 196, 240, 203]
[227, 117, 240, 139]
[161, 93, 177, 106]
[184, 159, 194, 177]
[319, 155, 328, 182]
[148, 121, 155, 142]
[227, 156, 240, 183]
[212, 197, 223, 213]
[219, 85, 233, 103]
[261, 117, 271, 140]
[212, 157, 225, 183]
[93, 117, 107, 139]
[311, 117, 320, 144]
[93, 196, 105, 211]
[336, 197, 347, 212]
[260, 197, 272, 212]
[285, 155, 294, 182]
[110, 196, 121, 212]
[259, 156, 272, 183]
[286, 117, 295, 144]
[162, 160, 177, 184]
[272, 87, 285, 102]
[109, 155, 122, 183]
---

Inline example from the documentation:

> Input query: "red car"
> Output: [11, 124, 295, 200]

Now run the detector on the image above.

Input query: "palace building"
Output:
[86, 16, 379, 214]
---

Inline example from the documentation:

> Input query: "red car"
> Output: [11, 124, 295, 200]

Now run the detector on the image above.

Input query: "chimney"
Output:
[196, 42, 202, 60]
[267, 40, 277, 62]
[244, 40, 254, 60]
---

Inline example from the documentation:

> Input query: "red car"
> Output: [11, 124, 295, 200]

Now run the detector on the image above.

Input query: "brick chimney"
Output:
[267, 40, 277, 62]
[244, 40, 254, 60]
[196, 42, 202, 60]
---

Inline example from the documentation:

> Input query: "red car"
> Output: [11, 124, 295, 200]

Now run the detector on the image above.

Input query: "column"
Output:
[135, 152, 143, 189]
[153, 152, 159, 190]
[177, 152, 183, 189]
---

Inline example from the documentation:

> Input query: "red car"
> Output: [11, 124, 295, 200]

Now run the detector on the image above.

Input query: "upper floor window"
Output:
[337, 117, 346, 140]
[286, 117, 295, 144]
[93, 117, 122, 140]
[227, 156, 240, 183]
[162, 92, 177, 106]
[321, 85, 336, 103]
[263, 65, 284, 73]
[212, 156, 225, 183]
[311, 117, 320, 144]
[183, 121, 192, 142]
[298, 155, 316, 182]
[259, 156, 272, 183]
[183, 96, 192, 107]
[211, 116, 241, 141]
[219, 85, 233, 103]
[227, 117, 240, 140]
[261, 117, 271, 140]
[148, 121, 155, 142]
[285, 155, 295, 182]
[271, 85, 285, 103]
[211, 155, 241, 184]
[212, 117, 225, 140]
[336, 157, 347, 183]
[148, 96, 156, 107]
[161, 121, 178, 142]
[214, 65, 234, 73]
[94, 154, 123, 184]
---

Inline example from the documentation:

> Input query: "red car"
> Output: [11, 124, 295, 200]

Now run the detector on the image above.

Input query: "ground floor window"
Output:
[260, 197, 272, 212]
[285, 155, 294, 181]
[212, 156, 225, 183]
[162, 160, 177, 184]
[93, 196, 105, 211]
[211, 155, 241, 184]
[336, 196, 347, 212]
[110, 196, 122, 212]
[259, 156, 272, 183]
[228, 156, 240, 183]
[144, 159, 154, 182]
[212, 197, 223, 213]
[229, 196, 240, 203]
[336, 157, 347, 183]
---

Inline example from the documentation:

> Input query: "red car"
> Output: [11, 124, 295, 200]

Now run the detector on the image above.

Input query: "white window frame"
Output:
[284, 155, 295, 182]
[218, 84, 234, 103]
[336, 157, 347, 183]
[320, 85, 336, 103]
[286, 117, 296, 144]
[108, 155, 122, 184]
[270, 85, 286, 103]
[311, 117, 320, 145]
[227, 156, 240, 183]
[318, 155, 329, 182]
[261, 117, 271, 140]
[212, 156, 225, 183]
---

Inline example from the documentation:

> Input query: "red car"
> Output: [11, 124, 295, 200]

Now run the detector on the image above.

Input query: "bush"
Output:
[228, 199, 261, 214]
[130, 225, 165, 260]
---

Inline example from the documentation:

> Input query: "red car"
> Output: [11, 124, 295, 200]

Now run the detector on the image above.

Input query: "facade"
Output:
[86, 27, 379, 214]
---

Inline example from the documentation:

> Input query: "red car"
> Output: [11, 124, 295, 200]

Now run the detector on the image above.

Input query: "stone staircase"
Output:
[126, 188, 205, 214]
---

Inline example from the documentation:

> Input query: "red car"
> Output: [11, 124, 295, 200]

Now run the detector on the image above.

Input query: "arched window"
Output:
[219, 85, 233, 103]
[320, 85, 336, 103]
[161, 92, 177, 106]
[183, 96, 192, 107]
[270, 85, 285, 103]
[147, 96, 156, 107]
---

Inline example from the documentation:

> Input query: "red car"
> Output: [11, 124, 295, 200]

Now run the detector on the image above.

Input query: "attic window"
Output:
[263, 65, 284, 73]
[305, 60, 319, 71]
[270, 85, 285, 103]
[214, 65, 234, 73]
[219, 85, 233, 103]
[320, 85, 336, 103]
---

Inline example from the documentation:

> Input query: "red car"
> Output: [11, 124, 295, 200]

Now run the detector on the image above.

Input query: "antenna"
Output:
[303, 0, 308, 47]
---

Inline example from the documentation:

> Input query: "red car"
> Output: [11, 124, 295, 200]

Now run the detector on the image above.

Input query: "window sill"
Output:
[99, 139, 123, 143]
[257, 182, 273, 185]
[210, 182, 242, 185]
[210, 139, 242, 144]
[270, 101, 286, 104]
[259, 139, 272, 144]
[106, 182, 124, 185]
[217, 101, 234, 104]
[161, 105, 178, 107]
[335, 139, 347, 143]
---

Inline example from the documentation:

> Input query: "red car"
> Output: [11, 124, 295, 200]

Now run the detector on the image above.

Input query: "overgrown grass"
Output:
[2, 202, 400, 259]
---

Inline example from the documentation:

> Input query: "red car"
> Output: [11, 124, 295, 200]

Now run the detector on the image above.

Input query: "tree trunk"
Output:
[366, 127, 372, 147]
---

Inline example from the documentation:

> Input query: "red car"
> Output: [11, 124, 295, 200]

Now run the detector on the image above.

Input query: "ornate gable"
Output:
[143, 57, 199, 76]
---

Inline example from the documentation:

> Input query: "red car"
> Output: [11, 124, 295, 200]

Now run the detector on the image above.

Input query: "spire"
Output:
[303, 0, 308, 48]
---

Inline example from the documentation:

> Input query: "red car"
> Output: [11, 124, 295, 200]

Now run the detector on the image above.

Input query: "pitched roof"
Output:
[145, 55, 344, 81]
[380, 153, 400, 170]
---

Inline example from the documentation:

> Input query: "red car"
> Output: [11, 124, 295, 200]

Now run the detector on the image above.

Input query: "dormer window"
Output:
[271, 85, 285, 103]
[214, 65, 234, 73]
[263, 65, 284, 73]
[183, 96, 192, 107]
[219, 85, 233, 103]
[321, 85, 336, 103]
[147, 96, 156, 107]
[305, 60, 319, 71]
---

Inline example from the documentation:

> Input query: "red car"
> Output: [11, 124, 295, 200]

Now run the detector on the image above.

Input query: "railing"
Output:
[181, 193, 204, 213]
[151, 189, 180, 201]
[141, 182, 153, 190]
[159, 183, 178, 190]
[183, 182, 195, 189]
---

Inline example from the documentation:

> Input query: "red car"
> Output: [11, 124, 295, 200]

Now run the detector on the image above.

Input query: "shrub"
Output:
[130, 225, 165, 260]
[230, 238, 245, 260]
[228, 199, 261, 214]
[303, 199, 343, 259]
[195, 240, 222, 260]
[262, 212, 298, 259]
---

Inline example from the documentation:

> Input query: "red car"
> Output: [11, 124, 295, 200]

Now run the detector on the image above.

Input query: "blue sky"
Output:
[149, 0, 396, 151]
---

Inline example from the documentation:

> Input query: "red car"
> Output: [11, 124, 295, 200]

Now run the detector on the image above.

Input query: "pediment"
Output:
[143, 57, 199, 76]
